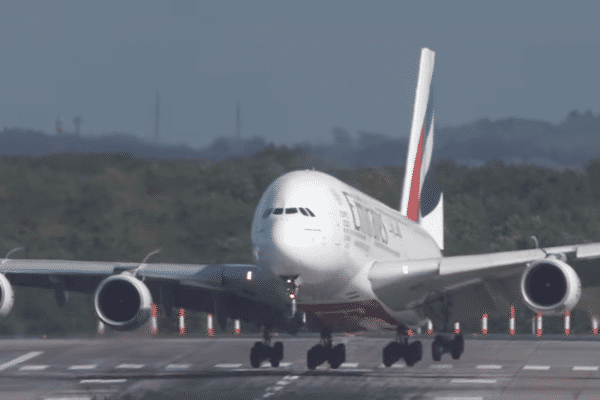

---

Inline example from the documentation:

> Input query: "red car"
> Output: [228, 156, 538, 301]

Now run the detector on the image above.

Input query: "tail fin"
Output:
[400, 47, 435, 223]
[399, 47, 443, 249]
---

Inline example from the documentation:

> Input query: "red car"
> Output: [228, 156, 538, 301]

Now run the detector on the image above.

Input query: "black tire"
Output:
[451, 335, 463, 360]
[250, 342, 263, 368]
[270, 341, 284, 367]
[383, 342, 402, 367]
[329, 344, 345, 369]
[405, 342, 419, 367]
[432, 339, 442, 362]
[414, 341, 423, 361]
[307, 344, 323, 370]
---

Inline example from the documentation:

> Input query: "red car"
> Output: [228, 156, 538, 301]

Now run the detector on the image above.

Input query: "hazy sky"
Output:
[0, 0, 598, 148]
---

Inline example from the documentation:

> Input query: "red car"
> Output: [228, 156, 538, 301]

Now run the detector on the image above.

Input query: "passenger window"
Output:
[299, 208, 308, 216]
[262, 208, 272, 218]
[273, 208, 283, 215]
[285, 208, 298, 214]
[306, 208, 315, 217]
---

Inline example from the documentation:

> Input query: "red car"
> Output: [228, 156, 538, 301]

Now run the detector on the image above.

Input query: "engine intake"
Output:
[0, 273, 14, 317]
[520, 257, 581, 316]
[94, 272, 152, 330]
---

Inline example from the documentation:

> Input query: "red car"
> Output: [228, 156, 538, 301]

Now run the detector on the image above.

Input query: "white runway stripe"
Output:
[19, 364, 49, 371]
[165, 364, 191, 370]
[435, 397, 483, 400]
[476, 364, 502, 370]
[451, 378, 498, 384]
[430, 364, 453, 369]
[44, 397, 92, 400]
[573, 366, 599, 371]
[523, 365, 550, 370]
[0, 351, 44, 371]
[214, 363, 242, 368]
[79, 379, 127, 384]
[340, 362, 359, 368]
[69, 364, 97, 370]
[115, 363, 144, 369]
[261, 362, 292, 368]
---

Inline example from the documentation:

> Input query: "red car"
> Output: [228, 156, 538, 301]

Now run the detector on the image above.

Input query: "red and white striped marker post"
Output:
[593, 316, 599, 336]
[509, 305, 516, 335]
[98, 320, 105, 336]
[234, 319, 241, 335]
[207, 314, 214, 338]
[150, 303, 158, 336]
[454, 321, 460, 335]
[536, 313, 543, 337]
[178, 308, 186, 336]
[564, 309, 571, 336]
[482, 313, 488, 335]
[427, 319, 433, 336]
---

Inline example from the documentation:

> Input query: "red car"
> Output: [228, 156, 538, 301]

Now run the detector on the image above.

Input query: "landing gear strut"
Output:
[250, 328, 284, 368]
[382, 325, 422, 367]
[307, 327, 346, 370]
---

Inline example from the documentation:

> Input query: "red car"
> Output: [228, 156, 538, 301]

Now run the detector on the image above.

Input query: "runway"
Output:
[2, 335, 600, 399]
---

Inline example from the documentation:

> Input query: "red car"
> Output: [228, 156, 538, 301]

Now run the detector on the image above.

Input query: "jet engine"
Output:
[94, 272, 152, 330]
[520, 257, 581, 316]
[0, 273, 14, 317]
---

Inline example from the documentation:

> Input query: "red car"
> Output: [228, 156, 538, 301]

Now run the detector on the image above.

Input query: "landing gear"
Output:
[431, 333, 464, 361]
[382, 325, 422, 367]
[307, 328, 346, 370]
[250, 328, 284, 368]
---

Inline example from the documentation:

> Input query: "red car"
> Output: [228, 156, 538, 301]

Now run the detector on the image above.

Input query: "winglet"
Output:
[400, 47, 435, 223]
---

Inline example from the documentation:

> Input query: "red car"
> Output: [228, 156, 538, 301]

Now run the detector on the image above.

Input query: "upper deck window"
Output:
[305, 208, 316, 217]
[262, 208, 272, 218]
[298, 207, 308, 216]
[273, 208, 284, 215]
[285, 208, 298, 214]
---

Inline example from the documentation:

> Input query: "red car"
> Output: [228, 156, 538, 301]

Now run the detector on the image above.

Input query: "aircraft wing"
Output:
[0, 258, 294, 331]
[369, 242, 600, 332]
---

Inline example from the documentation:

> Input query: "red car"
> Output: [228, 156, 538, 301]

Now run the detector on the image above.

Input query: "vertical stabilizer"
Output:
[400, 47, 435, 223]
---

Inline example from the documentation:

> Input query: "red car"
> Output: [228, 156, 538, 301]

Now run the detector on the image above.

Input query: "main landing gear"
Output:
[250, 328, 284, 368]
[431, 333, 464, 361]
[382, 325, 423, 367]
[307, 328, 346, 370]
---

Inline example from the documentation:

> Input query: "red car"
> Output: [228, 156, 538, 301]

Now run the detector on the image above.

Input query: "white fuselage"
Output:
[251, 170, 442, 331]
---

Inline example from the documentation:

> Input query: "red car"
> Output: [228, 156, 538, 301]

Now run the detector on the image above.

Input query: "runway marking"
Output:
[261, 362, 292, 368]
[451, 378, 498, 384]
[340, 362, 359, 368]
[19, 364, 49, 371]
[214, 363, 242, 368]
[476, 364, 502, 370]
[573, 366, 599, 371]
[115, 363, 145, 369]
[430, 364, 453, 369]
[0, 351, 43, 371]
[165, 363, 191, 370]
[80, 379, 127, 384]
[261, 375, 298, 399]
[523, 365, 550, 370]
[379, 363, 405, 368]
[69, 364, 97, 370]
[435, 397, 483, 400]
[44, 397, 92, 400]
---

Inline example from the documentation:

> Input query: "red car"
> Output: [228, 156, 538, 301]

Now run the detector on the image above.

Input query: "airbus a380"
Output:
[2, 47, 600, 370]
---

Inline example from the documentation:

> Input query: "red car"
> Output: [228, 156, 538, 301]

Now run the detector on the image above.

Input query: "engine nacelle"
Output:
[94, 272, 152, 330]
[520, 257, 581, 316]
[0, 273, 14, 317]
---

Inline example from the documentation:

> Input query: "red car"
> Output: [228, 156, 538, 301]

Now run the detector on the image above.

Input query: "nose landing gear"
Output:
[250, 328, 284, 368]
[382, 325, 423, 367]
[307, 328, 346, 370]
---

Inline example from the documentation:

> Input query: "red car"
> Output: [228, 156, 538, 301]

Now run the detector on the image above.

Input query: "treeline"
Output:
[0, 146, 599, 336]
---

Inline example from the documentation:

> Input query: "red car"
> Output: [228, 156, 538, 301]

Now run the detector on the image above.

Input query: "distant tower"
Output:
[236, 101, 241, 138]
[55, 116, 63, 135]
[73, 116, 82, 136]
[154, 90, 160, 142]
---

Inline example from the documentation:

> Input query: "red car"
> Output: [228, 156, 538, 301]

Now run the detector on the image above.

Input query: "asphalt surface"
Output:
[2, 334, 600, 399]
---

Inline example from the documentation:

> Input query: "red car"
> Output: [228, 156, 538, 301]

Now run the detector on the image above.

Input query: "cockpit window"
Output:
[262, 208, 272, 218]
[305, 208, 315, 217]
[273, 208, 283, 215]
[298, 207, 308, 216]
[285, 208, 298, 214]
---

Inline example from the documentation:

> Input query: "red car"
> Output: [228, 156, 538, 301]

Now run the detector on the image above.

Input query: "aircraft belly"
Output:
[298, 299, 398, 332]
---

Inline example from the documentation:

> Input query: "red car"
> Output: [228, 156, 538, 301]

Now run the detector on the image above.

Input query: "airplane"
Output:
[2, 47, 600, 371]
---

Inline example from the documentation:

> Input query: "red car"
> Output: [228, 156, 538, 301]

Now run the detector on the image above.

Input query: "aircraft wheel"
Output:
[250, 342, 264, 368]
[451, 335, 464, 360]
[382, 342, 402, 367]
[432, 338, 442, 362]
[405, 342, 421, 367]
[270, 341, 284, 367]
[329, 343, 345, 369]
[307, 344, 324, 370]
